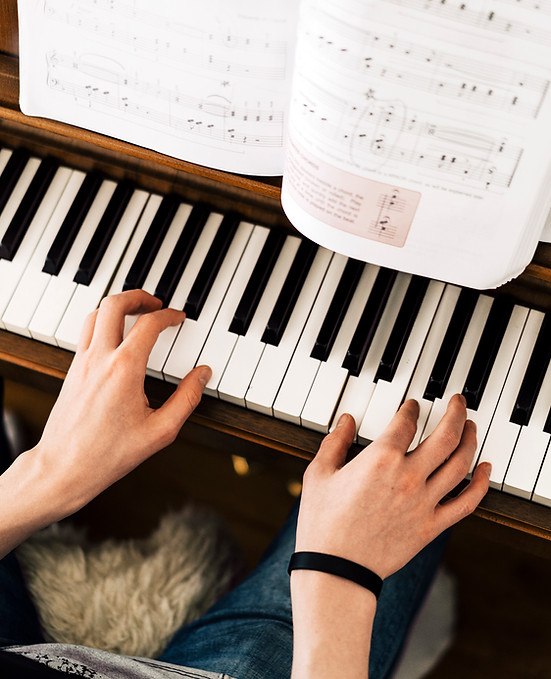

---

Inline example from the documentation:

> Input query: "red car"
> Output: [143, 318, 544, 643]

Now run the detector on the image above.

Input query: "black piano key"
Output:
[0, 148, 30, 218]
[341, 267, 398, 377]
[0, 156, 59, 261]
[511, 313, 551, 426]
[375, 276, 430, 383]
[310, 258, 365, 361]
[423, 287, 479, 401]
[123, 194, 180, 291]
[462, 296, 514, 410]
[260, 239, 317, 346]
[184, 212, 241, 321]
[42, 172, 103, 275]
[73, 182, 134, 285]
[153, 203, 210, 306]
[228, 229, 285, 336]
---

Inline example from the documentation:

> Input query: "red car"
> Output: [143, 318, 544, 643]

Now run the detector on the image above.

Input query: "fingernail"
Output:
[197, 365, 212, 387]
[458, 394, 467, 407]
[482, 462, 492, 477]
[336, 413, 349, 428]
[467, 419, 477, 433]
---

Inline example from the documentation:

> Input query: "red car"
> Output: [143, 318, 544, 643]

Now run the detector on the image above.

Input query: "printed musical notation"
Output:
[370, 190, 406, 240]
[288, 0, 550, 193]
[381, 0, 551, 46]
[45, 0, 288, 81]
[295, 76, 522, 191]
[45, 51, 285, 148]
[34, 0, 294, 166]
[305, 26, 549, 120]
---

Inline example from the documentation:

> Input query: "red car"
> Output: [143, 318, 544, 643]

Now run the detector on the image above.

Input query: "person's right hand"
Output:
[295, 394, 490, 579]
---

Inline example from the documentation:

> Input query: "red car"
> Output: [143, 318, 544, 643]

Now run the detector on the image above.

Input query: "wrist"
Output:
[290, 569, 376, 679]
[0, 445, 78, 541]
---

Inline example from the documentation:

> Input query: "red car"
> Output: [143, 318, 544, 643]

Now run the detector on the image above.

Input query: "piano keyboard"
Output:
[2, 146, 551, 506]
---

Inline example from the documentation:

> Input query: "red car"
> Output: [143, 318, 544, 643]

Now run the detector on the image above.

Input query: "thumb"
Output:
[154, 364, 212, 434]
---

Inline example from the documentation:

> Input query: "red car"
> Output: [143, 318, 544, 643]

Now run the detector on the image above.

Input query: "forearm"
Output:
[291, 570, 376, 679]
[0, 446, 75, 559]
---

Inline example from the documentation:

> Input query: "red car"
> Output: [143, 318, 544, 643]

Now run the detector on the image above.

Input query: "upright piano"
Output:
[2, 0, 551, 542]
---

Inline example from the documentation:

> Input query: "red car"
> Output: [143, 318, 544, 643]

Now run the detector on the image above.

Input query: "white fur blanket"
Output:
[17, 505, 244, 658]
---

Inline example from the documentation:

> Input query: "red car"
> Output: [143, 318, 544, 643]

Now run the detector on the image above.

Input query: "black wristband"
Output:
[288, 551, 383, 599]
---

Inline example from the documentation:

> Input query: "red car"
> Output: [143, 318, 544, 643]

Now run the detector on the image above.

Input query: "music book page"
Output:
[281, 0, 551, 287]
[18, 0, 297, 176]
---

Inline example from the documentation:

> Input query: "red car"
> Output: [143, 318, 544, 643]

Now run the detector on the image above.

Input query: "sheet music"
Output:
[282, 0, 551, 286]
[18, 0, 298, 176]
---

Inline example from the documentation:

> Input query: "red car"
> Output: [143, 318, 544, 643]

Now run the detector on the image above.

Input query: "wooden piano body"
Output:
[2, 0, 551, 542]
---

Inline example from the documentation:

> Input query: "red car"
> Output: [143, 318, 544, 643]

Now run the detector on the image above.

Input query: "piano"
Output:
[2, 0, 551, 541]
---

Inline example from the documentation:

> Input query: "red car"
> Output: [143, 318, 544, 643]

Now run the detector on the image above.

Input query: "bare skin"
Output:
[0, 289, 491, 678]
[291, 397, 490, 678]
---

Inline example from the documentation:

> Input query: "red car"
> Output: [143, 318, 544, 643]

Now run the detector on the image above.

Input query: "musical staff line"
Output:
[294, 77, 521, 191]
[381, 0, 551, 45]
[46, 65, 285, 150]
[44, 1, 287, 81]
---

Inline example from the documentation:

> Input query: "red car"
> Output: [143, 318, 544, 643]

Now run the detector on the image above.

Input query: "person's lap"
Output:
[0, 388, 447, 679]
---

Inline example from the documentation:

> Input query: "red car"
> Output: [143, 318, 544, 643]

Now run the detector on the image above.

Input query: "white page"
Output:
[18, 0, 298, 176]
[282, 0, 551, 288]
[540, 209, 551, 242]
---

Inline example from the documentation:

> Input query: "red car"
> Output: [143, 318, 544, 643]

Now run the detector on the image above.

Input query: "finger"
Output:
[374, 399, 419, 455]
[434, 461, 491, 532]
[426, 419, 477, 499]
[92, 290, 163, 350]
[414, 394, 467, 472]
[77, 310, 98, 352]
[147, 365, 212, 448]
[313, 413, 356, 471]
[121, 307, 186, 368]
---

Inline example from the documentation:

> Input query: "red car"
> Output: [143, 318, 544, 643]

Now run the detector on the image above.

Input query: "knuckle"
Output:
[455, 495, 476, 522]
[439, 428, 462, 452]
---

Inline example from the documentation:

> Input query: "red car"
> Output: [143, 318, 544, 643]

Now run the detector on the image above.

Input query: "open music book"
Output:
[17, 0, 551, 288]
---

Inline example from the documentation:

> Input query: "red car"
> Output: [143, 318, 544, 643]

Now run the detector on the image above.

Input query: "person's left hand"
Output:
[31, 289, 211, 515]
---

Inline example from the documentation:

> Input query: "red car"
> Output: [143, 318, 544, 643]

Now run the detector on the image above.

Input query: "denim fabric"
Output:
[158, 501, 447, 679]
[0, 380, 447, 678]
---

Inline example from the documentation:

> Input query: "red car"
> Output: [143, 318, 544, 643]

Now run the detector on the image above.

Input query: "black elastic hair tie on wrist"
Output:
[288, 551, 383, 599]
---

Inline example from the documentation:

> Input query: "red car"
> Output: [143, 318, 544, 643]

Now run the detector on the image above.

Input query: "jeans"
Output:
[0, 380, 447, 679]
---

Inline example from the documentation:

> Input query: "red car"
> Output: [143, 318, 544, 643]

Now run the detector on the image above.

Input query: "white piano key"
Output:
[503, 355, 551, 498]
[358, 280, 445, 442]
[162, 220, 254, 383]
[419, 293, 492, 445]
[197, 226, 270, 397]
[273, 253, 349, 424]
[478, 309, 545, 489]
[333, 272, 412, 440]
[244, 247, 333, 416]
[0, 156, 41, 241]
[27, 180, 117, 345]
[108, 194, 164, 295]
[404, 285, 462, 449]
[300, 264, 380, 433]
[141, 203, 193, 295]
[2, 170, 86, 336]
[532, 444, 551, 506]
[54, 190, 150, 350]
[147, 212, 222, 378]
[119, 201, 193, 351]
[460, 304, 529, 470]
[217, 235, 301, 406]
[0, 148, 12, 174]
[0, 166, 72, 328]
